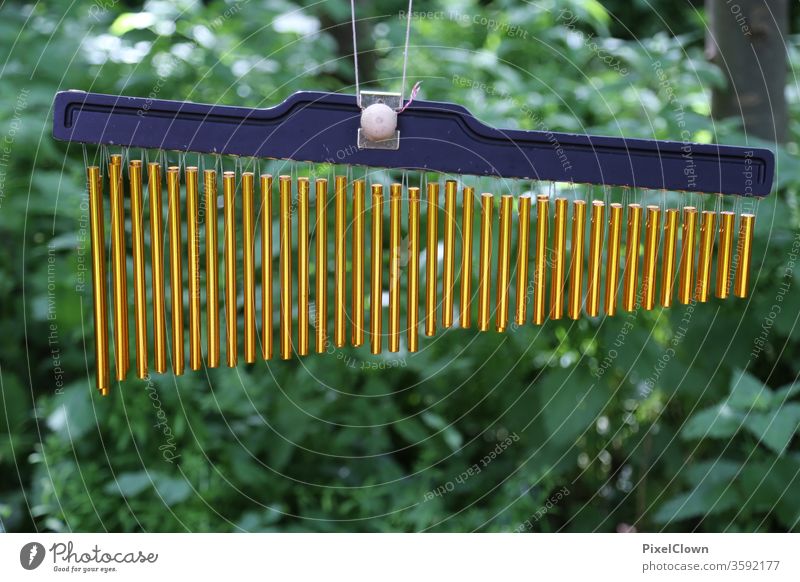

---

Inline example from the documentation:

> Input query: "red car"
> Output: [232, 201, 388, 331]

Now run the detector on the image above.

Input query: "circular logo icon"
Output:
[20, 542, 46, 570]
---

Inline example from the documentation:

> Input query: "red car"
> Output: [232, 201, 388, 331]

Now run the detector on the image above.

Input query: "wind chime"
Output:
[51, 6, 774, 396]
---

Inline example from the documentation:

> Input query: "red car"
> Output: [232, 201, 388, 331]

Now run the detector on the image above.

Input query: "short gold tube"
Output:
[129, 160, 148, 378]
[389, 183, 402, 352]
[279, 175, 293, 359]
[660, 208, 679, 307]
[87, 166, 109, 395]
[334, 175, 347, 347]
[477, 193, 494, 331]
[533, 195, 550, 324]
[167, 166, 184, 375]
[370, 184, 384, 354]
[442, 180, 457, 328]
[460, 187, 475, 328]
[205, 169, 220, 368]
[586, 200, 605, 317]
[496, 195, 513, 331]
[109, 156, 129, 380]
[550, 198, 568, 320]
[695, 210, 716, 303]
[641, 205, 661, 311]
[514, 195, 532, 326]
[734, 213, 755, 298]
[425, 181, 439, 337]
[315, 178, 328, 353]
[149, 163, 167, 373]
[567, 200, 587, 319]
[604, 203, 623, 316]
[242, 172, 257, 363]
[352, 180, 366, 346]
[678, 207, 697, 305]
[223, 171, 237, 367]
[622, 204, 643, 311]
[408, 187, 421, 351]
[716, 211, 736, 299]
[260, 174, 273, 360]
[185, 166, 202, 370]
[297, 177, 310, 356]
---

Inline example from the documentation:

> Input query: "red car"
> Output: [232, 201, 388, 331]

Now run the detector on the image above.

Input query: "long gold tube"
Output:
[586, 200, 605, 317]
[389, 183, 402, 352]
[205, 170, 220, 368]
[734, 214, 755, 298]
[242, 172, 256, 363]
[533, 195, 550, 324]
[695, 210, 716, 303]
[334, 176, 347, 347]
[678, 207, 697, 305]
[622, 204, 643, 311]
[297, 177, 310, 356]
[148, 163, 167, 373]
[279, 175, 293, 359]
[129, 160, 147, 378]
[604, 203, 623, 316]
[167, 166, 184, 375]
[550, 198, 568, 320]
[716, 211, 736, 299]
[442, 180, 457, 328]
[87, 166, 109, 395]
[425, 181, 439, 336]
[108, 156, 128, 380]
[408, 187, 420, 351]
[496, 195, 513, 331]
[315, 178, 328, 353]
[567, 200, 587, 319]
[352, 180, 365, 347]
[260, 174, 273, 360]
[223, 171, 237, 366]
[514, 195, 532, 326]
[477, 193, 494, 331]
[185, 166, 202, 370]
[460, 187, 475, 328]
[641, 205, 661, 311]
[370, 184, 384, 354]
[660, 209, 679, 307]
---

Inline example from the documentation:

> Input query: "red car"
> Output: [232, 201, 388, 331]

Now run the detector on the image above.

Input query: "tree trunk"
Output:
[706, 0, 789, 143]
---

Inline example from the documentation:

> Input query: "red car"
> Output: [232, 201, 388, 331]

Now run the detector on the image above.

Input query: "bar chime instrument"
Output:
[52, 89, 774, 395]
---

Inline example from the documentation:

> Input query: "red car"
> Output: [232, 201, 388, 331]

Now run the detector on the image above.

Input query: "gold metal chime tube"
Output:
[533, 195, 549, 325]
[167, 166, 184, 375]
[408, 186, 421, 351]
[567, 200, 586, 319]
[586, 200, 605, 317]
[149, 163, 167, 373]
[604, 203, 623, 316]
[352, 179, 365, 346]
[223, 171, 237, 367]
[477, 193, 494, 331]
[496, 195, 513, 331]
[460, 187, 475, 328]
[260, 174, 273, 360]
[734, 213, 755, 298]
[129, 160, 147, 378]
[109, 155, 128, 380]
[550, 197, 568, 320]
[205, 169, 220, 367]
[186, 166, 202, 370]
[425, 181, 439, 336]
[442, 180, 457, 328]
[660, 208, 679, 307]
[242, 172, 257, 363]
[695, 210, 716, 303]
[370, 184, 384, 354]
[297, 177, 310, 356]
[514, 195, 531, 326]
[678, 206, 697, 305]
[334, 175, 347, 347]
[389, 183, 402, 352]
[315, 178, 328, 353]
[87, 166, 109, 395]
[279, 175, 292, 359]
[716, 211, 736, 299]
[622, 204, 642, 311]
[641, 205, 661, 311]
